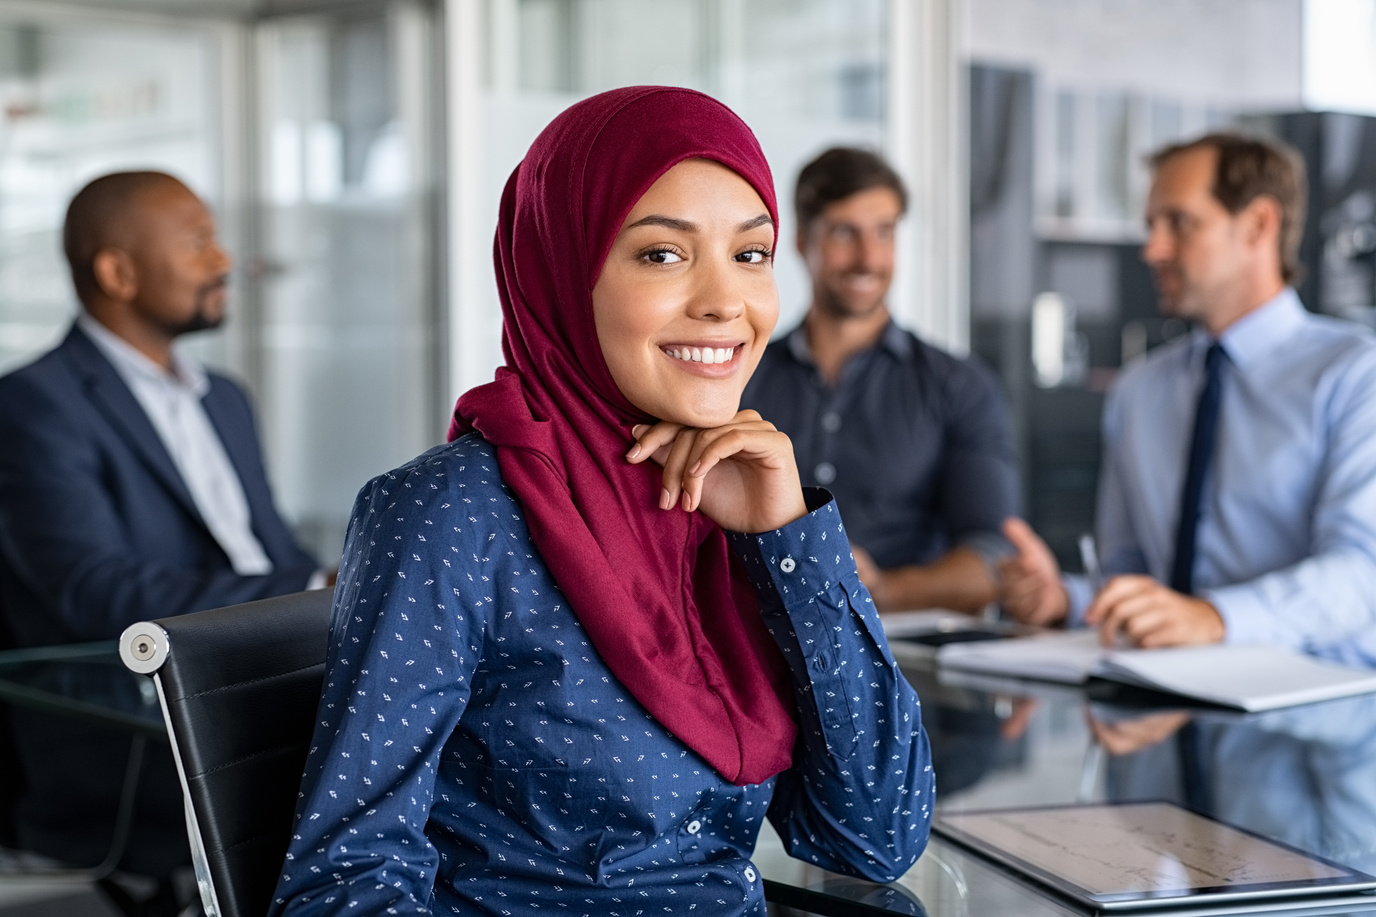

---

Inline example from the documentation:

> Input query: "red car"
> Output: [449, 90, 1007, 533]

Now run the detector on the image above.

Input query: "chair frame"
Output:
[119, 588, 334, 917]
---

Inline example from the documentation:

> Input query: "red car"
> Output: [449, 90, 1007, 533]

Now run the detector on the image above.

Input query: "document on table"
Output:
[935, 630, 1376, 712]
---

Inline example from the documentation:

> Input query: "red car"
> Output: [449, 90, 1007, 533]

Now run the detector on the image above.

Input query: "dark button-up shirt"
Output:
[743, 321, 1019, 571]
[270, 435, 934, 916]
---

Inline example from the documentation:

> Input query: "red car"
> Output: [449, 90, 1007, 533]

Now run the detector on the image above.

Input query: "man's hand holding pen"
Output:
[998, 517, 1226, 648]
[1084, 576, 1225, 647]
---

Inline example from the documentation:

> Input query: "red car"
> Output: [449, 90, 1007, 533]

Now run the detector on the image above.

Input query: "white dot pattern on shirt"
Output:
[268, 437, 934, 917]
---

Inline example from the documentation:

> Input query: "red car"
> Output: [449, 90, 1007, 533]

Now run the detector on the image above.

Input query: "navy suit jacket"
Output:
[0, 323, 318, 646]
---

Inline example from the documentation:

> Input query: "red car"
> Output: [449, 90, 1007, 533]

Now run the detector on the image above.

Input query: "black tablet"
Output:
[934, 802, 1376, 911]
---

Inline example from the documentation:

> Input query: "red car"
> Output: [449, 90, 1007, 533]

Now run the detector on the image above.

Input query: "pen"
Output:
[1079, 533, 1129, 648]
[1078, 532, 1102, 592]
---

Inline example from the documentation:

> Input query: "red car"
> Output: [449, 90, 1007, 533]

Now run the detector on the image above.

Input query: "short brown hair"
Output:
[794, 147, 907, 228]
[1150, 132, 1307, 284]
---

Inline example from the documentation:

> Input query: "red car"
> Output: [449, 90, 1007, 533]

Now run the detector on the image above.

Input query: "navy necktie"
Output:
[1169, 342, 1226, 595]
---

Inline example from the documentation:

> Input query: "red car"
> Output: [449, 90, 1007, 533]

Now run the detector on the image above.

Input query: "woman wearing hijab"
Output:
[270, 86, 933, 917]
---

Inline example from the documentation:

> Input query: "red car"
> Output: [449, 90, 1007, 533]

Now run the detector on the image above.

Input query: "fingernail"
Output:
[681, 492, 692, 511]
[632, 424, 648, 438]
[626, 443, 641, 460]
[689, 460, 702, 476]
[660, 488, 672, 510]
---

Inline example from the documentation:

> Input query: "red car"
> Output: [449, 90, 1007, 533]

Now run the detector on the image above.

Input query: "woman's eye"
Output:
[736, 249, 772, 264]
[643, 248, 683, 265]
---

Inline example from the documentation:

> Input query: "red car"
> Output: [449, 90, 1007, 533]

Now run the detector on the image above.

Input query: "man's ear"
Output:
[1242, 195, 1282, 251]
[91, 248, 138, 302]
[795, 223, 811, 260]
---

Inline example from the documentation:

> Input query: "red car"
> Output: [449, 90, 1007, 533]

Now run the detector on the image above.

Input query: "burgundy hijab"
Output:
[448, 86, 797, 785]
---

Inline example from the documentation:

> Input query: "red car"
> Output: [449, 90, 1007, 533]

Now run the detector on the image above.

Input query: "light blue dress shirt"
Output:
[1067, 289, 1376, 668]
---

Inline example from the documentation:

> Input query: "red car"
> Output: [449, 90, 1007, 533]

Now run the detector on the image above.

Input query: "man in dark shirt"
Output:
[744, 147, 1018, 613]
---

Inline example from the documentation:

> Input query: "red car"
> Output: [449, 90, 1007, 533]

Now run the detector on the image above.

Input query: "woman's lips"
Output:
[661, 344, 742, 366]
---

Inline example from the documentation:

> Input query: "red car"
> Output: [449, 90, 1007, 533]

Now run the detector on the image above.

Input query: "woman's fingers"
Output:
[625, 421, 684, 466]
[683, 421, 779, 478]
[623, 412, 805, 530]
[658, 428, 700, 510]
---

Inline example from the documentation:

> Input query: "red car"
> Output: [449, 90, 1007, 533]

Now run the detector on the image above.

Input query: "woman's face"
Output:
[593, 158, 779, 428]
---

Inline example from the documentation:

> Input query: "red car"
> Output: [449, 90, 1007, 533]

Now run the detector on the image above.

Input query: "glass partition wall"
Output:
[0, 8, 227, 375]
[254, 2, 442, 559]
[0, 0, 442, 565]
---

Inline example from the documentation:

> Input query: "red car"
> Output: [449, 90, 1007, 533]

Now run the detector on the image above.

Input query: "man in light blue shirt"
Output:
[1000, 132, 1376, 669]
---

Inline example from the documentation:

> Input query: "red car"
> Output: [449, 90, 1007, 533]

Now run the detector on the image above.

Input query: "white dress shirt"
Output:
[78, 313, 274, 576]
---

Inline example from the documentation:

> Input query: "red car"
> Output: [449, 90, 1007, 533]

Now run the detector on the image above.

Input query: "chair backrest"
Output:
[119, 588, 334, 917]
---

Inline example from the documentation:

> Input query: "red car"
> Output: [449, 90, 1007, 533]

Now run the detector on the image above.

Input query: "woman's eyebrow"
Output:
[627, 214, 695, 232]
[624, 213, 774, 233]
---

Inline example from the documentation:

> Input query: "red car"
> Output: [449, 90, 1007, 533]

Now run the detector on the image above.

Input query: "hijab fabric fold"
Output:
[449, 86, 796, 785]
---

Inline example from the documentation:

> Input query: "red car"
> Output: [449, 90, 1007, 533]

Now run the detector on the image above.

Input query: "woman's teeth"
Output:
[666, 346, 734, 365]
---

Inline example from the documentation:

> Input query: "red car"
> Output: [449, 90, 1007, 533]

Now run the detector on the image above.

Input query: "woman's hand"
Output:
[626, 410, 808, 533]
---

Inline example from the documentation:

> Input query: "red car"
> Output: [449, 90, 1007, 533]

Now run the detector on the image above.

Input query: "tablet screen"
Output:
[935, 802, 1376, 910]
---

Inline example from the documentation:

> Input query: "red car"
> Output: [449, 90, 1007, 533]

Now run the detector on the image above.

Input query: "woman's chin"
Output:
[656, 400, 741, 430]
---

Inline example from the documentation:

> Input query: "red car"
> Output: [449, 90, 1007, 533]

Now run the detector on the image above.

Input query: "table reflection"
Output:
[1099, 693, 1376, 875]
[758, 637, 1376, 916]
[0, 641, 163, 737]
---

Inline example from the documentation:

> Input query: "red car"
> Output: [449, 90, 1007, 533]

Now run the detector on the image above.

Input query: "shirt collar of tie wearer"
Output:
[1201, 287, 1306, 373]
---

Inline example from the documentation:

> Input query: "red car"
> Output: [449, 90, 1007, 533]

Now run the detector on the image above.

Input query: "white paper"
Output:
[936, 630, 1105, 683]
[1096, 644, 1376, 712]
[937, 631, 1376, 711]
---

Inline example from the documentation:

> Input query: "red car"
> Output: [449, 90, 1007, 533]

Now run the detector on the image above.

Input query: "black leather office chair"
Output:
[118, 588, 334, 917]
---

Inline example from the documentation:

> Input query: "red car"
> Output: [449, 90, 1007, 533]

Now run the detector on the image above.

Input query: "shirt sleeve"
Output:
[270, 462, 483, 916]
[1202, 349, 1376, 665]
[727, 491, 934, 883]
[934, 357, 1021, 567]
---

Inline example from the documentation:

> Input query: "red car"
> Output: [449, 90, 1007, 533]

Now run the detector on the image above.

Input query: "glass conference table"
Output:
[753, 614, 1376, 916]
[2, 626, 1375, 916]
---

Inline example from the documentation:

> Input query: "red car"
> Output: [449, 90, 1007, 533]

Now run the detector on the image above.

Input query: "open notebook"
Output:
[935, 630, 1376, 712]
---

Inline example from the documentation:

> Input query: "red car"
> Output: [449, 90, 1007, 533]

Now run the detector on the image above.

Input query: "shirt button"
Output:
[779, 557, 796, 574]
[686, 819, 702, 835]
[820, 412, 841, 433]
[744, 866, 757, 882]
[814, 461, 836, 485]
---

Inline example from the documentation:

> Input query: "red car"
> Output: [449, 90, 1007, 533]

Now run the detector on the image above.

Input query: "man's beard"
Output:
[817, 275, 887, 320]
[168, 278, 228, 336]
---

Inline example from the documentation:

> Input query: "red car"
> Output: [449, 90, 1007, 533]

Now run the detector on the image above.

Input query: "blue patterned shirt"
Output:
[270, 434, 933, 916]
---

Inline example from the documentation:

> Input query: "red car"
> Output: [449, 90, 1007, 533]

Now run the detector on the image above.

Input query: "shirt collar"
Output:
[77, 312, 209, 397]
[1218, 287, 1306, 369]
[785, 316, 910, 367]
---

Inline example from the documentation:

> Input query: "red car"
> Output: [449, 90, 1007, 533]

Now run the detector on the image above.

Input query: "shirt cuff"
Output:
[956, 530, 1013, 569]
[1063, 573, 1093, 627]
[726, 488, 853, 610]
[1200, 583, 1271, 646]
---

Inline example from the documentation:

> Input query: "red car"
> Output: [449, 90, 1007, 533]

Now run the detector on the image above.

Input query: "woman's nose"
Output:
[686, 262, 747, 321]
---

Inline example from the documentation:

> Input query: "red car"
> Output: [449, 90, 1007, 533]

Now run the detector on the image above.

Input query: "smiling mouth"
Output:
[662, 344, 740, 366]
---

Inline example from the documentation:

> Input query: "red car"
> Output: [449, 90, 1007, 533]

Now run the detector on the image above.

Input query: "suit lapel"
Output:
[61, 325, 205, 525]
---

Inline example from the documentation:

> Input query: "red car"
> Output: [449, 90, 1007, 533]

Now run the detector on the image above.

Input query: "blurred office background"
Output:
[0, 0, 1372, 574]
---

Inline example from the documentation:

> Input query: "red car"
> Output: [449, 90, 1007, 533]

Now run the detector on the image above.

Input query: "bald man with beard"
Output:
[0, 171, 320, 908]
